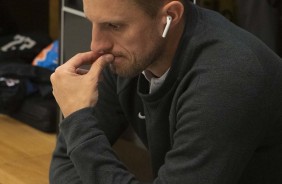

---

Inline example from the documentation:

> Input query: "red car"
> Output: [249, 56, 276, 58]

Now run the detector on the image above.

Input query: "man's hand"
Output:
[50, 51, 114, 118]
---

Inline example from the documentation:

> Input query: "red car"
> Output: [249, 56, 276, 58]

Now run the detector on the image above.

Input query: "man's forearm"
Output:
[49, 133, 83, 184]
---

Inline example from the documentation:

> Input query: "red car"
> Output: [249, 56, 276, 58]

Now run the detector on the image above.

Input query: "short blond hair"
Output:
[132, 0, 184, 17]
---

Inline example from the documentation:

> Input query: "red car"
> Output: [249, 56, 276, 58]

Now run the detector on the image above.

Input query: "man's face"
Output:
[83, 0, 166, 77]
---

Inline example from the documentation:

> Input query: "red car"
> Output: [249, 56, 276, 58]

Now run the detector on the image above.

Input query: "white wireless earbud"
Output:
[162, 15, 172, 38]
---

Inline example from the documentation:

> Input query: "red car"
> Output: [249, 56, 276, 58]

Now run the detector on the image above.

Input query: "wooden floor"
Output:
[0, 114, 56, 184]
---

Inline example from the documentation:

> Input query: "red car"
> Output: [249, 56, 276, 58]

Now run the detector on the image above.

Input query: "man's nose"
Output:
[90, 26, 113, 54]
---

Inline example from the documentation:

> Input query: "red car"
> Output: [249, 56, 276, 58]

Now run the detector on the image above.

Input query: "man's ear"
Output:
[161, 1, 184, 28]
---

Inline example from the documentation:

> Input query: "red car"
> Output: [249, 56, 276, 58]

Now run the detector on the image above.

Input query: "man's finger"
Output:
[65, 51, 101, 69]
[87, 54, 114, 79]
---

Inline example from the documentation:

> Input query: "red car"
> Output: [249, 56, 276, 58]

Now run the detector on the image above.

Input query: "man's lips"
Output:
[113, 54, 125, 60]
[112, 55, 123, 63]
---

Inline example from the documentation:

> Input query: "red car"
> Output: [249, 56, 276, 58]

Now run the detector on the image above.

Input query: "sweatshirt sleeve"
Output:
[49, 132, 83, 184]
[59, 107, 144, 184]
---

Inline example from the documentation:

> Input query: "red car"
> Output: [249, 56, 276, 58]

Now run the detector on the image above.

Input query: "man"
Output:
[50, 0, 282, 183]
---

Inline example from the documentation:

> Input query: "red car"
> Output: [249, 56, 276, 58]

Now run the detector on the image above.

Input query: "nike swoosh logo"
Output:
[138, 112, 145, 120]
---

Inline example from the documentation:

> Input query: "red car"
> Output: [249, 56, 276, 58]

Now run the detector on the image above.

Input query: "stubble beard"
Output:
[109, 38, 166, 78]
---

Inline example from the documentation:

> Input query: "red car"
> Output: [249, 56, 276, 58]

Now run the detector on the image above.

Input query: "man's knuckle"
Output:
[74, 53, 83, 58]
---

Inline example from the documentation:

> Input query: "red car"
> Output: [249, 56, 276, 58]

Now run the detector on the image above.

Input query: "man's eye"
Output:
[108, 23, 120, 30]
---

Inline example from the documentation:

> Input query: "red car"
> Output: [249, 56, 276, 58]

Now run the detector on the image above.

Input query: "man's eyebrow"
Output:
[83, 14, 106, 24]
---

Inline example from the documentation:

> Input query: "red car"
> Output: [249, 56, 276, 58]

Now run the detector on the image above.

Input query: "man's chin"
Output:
[109, 64, 140, 78]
